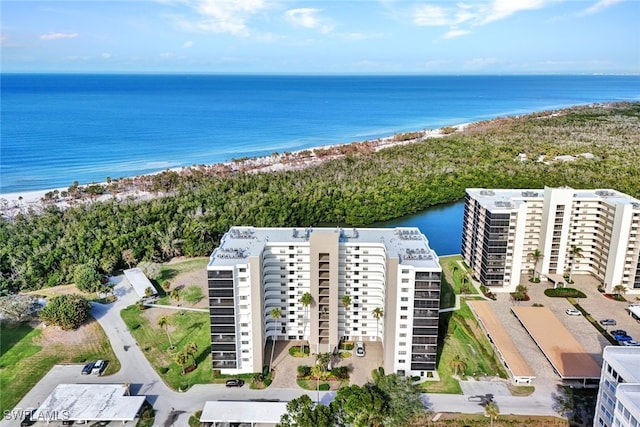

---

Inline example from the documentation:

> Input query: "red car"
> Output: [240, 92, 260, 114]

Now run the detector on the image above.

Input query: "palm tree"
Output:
[170, 288, 181, 305]
[299, 292, 313, 353]
[449, 355, 467, 376]
[158, 315, 174, 350]
[372, 307, 384, 341]
[613, 284, 627, 300]
[185, 342, 198, 366]
[341, 294, 351, 315]
[528, 249, 544, 281]
[568, 245, 583, 283]
[484, 401, 500, 427]
[269, 307, 282, 372]
[175, 351, 190, 374]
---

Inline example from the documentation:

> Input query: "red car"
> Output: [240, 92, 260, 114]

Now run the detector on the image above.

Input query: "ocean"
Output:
[1, 74, 639, 194]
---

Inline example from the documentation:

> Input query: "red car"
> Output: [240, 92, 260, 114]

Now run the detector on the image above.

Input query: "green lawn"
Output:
[0, 318, 120, 414]
[121, 305, 212, 390]
[419, 259, 507, 394]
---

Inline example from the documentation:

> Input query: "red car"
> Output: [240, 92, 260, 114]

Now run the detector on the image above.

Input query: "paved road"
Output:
[3, 278, 563, 427]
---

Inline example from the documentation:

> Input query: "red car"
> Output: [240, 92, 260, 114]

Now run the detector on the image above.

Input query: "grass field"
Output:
[121, 305, 212, 390]
[0, 318, 120, 414]
[420, 258, 508, 394]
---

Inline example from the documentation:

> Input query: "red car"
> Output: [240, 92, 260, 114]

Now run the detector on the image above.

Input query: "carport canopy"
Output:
[33, 384, 145, 423]
[201, 401, 289, 425]
[123, 267, 157, 298]
[544, 273, 566, 287]
[628, 305, 640, 320]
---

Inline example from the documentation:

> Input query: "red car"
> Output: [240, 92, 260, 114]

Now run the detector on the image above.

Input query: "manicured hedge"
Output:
[544, 288, 586, 298]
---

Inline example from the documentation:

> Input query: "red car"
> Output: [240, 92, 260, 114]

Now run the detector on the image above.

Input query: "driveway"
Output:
[5, 275, 564, 427]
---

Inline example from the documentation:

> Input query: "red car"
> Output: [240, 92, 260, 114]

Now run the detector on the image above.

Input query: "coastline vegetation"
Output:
[1, 102, 640, 294]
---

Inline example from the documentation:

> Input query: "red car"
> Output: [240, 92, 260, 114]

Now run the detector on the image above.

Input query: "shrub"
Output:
[318, 383, 330, 391]
[289, 346, 310, 357]
[39, 294, 91, 330]
[331, 366, 350, 380]
[340, 342, 354, 351]
[263, 378, 272, 387]
[298, 365, 312, 378]
[262, 365, 270, 377]
[544, 288, 587, 298]
[339, 351, 352, 358]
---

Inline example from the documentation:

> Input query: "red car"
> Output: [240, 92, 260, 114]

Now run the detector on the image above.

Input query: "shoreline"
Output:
[0, 122, 469, 218]
[1, 99, 615, 219]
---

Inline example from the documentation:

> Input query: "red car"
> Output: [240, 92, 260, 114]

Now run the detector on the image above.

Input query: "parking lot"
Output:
[487, 274, 639, 391]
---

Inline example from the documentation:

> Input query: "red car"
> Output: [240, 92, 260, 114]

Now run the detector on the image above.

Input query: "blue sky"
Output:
[2, 0, 639, 74]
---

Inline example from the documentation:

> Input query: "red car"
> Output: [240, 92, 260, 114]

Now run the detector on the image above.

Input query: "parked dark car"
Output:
[81, 362, 95, 375]
[225, 379, 244, 388]
[599, 319, 617, 326]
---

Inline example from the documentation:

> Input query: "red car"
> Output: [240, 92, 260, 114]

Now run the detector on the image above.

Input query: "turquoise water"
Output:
[2, 74, 639, 193]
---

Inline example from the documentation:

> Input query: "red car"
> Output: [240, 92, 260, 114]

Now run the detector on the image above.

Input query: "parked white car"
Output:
[355, 341, 366, 357]
[565, 308, 581, 316]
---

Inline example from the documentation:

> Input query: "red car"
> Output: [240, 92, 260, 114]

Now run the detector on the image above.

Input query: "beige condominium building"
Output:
[594, 346, 640, 427]
[207, 226, 441, 377]
[462, 187, 640, 294]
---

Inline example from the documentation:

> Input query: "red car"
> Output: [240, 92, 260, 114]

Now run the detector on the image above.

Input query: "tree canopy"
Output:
[278, 371, 426, 427]
[2, 103, 640, 294]
[39, 294, 91, 330]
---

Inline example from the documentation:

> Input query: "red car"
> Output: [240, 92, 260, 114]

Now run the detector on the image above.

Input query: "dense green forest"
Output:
[1, 102, 639, 294]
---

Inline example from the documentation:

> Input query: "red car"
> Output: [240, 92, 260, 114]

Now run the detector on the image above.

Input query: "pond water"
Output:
[373, 200, 465, 257]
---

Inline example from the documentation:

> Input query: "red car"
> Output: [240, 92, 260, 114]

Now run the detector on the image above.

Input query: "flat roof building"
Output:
[33, 384, 145, 424]
[207, 226, 442, 378]
[594, 346, 640, 427]
[462, 187, 640, 293]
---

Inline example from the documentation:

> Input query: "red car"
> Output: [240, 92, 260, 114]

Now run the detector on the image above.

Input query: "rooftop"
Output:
[603, 346, 640, 383]
[200, 401, 289, 424]
[466, 187, 640, 211]
[208, 226, 440, 270]
[123, 268, 157, 299]
[33, 384, 145, 422]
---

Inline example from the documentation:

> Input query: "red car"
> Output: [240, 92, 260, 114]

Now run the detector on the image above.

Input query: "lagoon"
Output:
[374, 200, 465, 256]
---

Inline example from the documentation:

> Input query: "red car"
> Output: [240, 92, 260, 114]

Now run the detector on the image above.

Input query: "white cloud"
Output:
[175, 0, 267, 36]
[481, 0, 547, 24]
[285, 8, 333, 33]
[443, 29, 471, 39]
[182, 40, 193, 48]
[411, 1, 558, 40]
[40, 32, 78, 40]
[579, 0, 624, 16]
[101, 53, 112, 59]
[414, 5, 453, 26]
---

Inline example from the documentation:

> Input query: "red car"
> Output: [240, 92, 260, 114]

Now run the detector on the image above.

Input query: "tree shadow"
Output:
[195, 344, 212, 365]
[174, 321, 204, 348]
[0, 323, 35, 358]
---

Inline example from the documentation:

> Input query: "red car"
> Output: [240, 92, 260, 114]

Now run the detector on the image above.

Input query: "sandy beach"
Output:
[0, 123, 467, 219]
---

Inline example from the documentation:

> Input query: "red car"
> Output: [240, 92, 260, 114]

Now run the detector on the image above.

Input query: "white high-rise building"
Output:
[207, 226, 441, 377]
[594, 346, 640, 427]
[462, 187, 640, 293]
